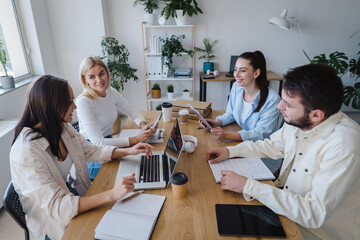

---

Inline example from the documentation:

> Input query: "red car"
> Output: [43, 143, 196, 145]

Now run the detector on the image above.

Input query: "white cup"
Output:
[162, 102, 172, 122]
[178, 109, 189, 124]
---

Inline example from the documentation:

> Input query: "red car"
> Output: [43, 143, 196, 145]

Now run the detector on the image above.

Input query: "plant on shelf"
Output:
[167, 84, 174, 98]
[100, 36, 139, 91]
[161, 0, 203, 25]
[0, 37, 15, 89]
[310, 40, 360, 109]
[183, 88, 190, 98]
[156, 103, 162, 110]
[195, 37, 219, 73]
[160, 34, 193, 72]
[133, 0, 159, 14]
[152, 83, 161, 98]
[133, 0, 160, 24]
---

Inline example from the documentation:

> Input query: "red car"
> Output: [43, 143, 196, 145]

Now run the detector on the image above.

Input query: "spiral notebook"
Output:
[208, 157, 275, 183]
[95, 193, 166, 240]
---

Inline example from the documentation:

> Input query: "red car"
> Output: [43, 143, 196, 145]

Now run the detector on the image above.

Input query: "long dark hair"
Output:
[13, 75, 71, 158]
[238, 50, 268, 112]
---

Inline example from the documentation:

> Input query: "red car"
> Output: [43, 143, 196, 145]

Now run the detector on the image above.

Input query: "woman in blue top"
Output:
[201, 51, 281, 141]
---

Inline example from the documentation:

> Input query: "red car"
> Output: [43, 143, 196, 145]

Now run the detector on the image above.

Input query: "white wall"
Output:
[104, 0, 360, 110]
[1, 0, 359, 119]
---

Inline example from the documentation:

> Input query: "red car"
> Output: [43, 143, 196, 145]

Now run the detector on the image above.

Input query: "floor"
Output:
[0, 207, 24, 239]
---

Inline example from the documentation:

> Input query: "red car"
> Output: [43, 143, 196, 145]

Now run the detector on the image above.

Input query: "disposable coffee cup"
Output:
[170, 172, 188, 199]
[162, 102, 172, 123]
[178, 109, 189, 124]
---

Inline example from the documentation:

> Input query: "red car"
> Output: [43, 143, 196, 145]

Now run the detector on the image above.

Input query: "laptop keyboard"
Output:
[140, 155, 161, 183]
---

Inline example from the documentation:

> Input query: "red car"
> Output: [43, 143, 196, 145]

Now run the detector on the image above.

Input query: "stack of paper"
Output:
[95, 193, 166, 240]
[171, 99, 212, 120]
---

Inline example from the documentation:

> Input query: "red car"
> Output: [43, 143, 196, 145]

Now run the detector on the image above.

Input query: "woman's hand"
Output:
[210, 127, 228, 140]
[199, 119, 222, 130]
[110, 173, 137, 201]
[128, 142, 153, 159]
[132, 124, 156, 144]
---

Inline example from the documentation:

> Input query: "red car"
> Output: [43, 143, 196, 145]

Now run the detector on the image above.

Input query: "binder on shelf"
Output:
[162, 61, 169, 78]
[155, 56, 162, 79]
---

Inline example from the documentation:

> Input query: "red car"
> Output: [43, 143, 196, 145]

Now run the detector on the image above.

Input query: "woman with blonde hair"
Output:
[76, 56, 156, 179]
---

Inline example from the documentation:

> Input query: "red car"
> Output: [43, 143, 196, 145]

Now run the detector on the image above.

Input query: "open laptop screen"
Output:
[164, 118, 183, 172]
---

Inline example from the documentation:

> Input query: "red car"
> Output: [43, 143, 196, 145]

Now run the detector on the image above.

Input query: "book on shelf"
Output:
[172, 107, 212, 120]
[172, 99, 211, 115]
[208, 157, 275, 183]
[95, 193, 166, 240]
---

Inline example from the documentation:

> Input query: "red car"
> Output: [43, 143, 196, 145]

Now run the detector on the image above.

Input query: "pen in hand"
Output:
[121, 190, 144, 203]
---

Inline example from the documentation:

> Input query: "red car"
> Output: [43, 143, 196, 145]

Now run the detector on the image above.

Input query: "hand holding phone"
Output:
[151, 112, 163, 129]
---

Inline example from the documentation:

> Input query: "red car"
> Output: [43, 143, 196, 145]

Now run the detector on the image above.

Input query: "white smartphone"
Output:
[187, 104, 213, 130]
[151, 112, 163, 129]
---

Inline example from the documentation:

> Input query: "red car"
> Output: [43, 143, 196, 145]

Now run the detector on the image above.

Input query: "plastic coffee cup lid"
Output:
[178, 109, 189, 115]
[170, 172, 188, 185]
[162, 102, 172, 108]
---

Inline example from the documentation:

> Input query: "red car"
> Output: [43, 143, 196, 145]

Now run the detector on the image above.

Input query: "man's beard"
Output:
[284, 109, 313, 130]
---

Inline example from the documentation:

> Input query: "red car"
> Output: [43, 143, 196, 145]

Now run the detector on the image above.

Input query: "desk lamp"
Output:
[268, 9, 311, 61]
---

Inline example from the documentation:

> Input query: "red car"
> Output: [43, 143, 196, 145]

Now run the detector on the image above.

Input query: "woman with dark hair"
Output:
[10, 75, 153, 240]
[201, 51, 281, 141]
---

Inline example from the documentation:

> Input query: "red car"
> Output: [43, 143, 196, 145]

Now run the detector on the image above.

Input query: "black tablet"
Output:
[215, 204, 286, 238]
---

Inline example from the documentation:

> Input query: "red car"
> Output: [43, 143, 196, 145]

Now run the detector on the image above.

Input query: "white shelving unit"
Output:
[141, 22, 195, 110]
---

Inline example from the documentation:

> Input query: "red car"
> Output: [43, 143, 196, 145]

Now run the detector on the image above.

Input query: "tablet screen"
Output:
[215, 204, 286, 238]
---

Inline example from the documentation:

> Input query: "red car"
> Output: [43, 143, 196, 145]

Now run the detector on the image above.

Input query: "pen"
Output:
[121, 190, 144, 203]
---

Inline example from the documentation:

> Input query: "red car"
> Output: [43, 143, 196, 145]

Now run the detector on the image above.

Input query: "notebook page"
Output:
[208, 157, 275, 183]
[95, 211, 155, 240]
[112, 193, 166, 217]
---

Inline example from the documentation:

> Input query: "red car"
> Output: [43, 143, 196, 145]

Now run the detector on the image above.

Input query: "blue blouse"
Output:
[216, 82, 281, 141]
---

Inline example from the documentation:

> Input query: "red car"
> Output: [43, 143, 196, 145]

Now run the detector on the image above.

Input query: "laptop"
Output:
[225, 55, 238, 77]
[115, 118, 183, 190]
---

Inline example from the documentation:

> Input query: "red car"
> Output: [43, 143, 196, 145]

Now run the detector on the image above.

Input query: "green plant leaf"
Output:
[349, 57, 360, 79]
[328, 51, 348, 74]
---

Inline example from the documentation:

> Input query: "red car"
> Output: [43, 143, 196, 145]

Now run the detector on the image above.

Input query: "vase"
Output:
[203, 62, 214, 73]
[174, 10, 189, 26]
[167, 92, 174, 99]
[183, 92, 190, 98]
[0, 76, 15, 89]
[143, 13, 154, 25]
[152, 89, 161, 98]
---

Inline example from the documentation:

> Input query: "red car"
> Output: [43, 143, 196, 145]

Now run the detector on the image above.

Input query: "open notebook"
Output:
[209, 157, 275, 183]
[95, 193, 166, 240]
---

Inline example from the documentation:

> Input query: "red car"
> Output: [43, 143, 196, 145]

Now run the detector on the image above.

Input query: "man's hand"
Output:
[199, 119, 222, 130]
[220, 170, 247, 193]
[206, 147, 230, 164]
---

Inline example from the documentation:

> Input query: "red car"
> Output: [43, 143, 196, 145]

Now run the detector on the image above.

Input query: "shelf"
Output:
[144, 52, 191, 56]
[144, 24, 193, 29]
[147, 77, 193, 81]
[148, 93, 193, 102]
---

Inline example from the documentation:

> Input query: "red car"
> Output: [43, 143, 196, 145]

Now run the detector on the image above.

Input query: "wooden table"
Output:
[199, 71, 283, 101]
[63, 111, 302, 240]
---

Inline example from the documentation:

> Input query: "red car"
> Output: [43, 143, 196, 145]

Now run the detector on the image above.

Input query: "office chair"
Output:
[3, 182, 30, 240]
[72, 121, 80, 132]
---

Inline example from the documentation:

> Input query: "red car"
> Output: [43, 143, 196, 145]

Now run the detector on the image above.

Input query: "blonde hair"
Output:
[78, 56, 111, 99]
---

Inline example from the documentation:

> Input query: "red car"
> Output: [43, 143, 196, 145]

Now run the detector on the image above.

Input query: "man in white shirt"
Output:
[206, 64, 360, 240]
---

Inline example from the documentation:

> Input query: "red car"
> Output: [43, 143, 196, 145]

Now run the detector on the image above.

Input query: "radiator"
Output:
[0, 120, 17, 208]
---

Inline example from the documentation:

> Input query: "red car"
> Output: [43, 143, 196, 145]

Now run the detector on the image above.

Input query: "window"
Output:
[0, 0, 31, 80]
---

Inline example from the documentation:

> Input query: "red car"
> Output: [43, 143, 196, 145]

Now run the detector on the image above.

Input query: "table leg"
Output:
[203, 82, 207, 102]
[279, 80, 283, 96]
[199, 76, 203, 101]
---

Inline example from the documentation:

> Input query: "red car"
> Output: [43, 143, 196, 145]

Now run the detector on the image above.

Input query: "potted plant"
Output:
[310, 43, 360, 110]
[161, 0, 203, 25]
[183, 88, 190, 98]
[152, 83, 161, 98]
[160, 34, 193, 73]
[156, 103, 162, 110]
[167, 84, 174, 98]
[0, 38, 15, 89]
[100, 36, 139, 91]
[195, 38, 219, 73]
[133, 0, 160, 25]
